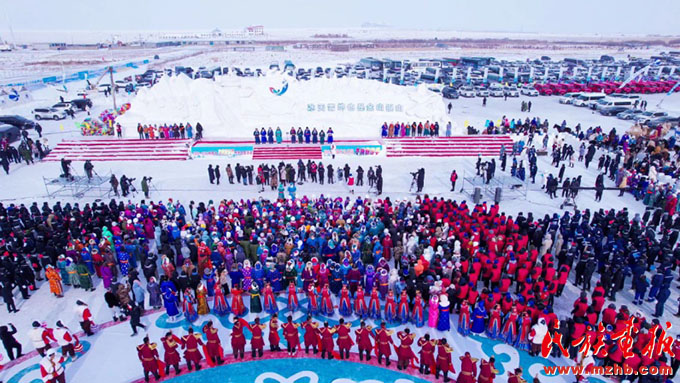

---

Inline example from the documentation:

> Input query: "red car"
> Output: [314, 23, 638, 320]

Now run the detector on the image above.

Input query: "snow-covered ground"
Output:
[1, 57, 680, 383]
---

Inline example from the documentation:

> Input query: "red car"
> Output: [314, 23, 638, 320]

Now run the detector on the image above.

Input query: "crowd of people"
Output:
[206, 161, 385, 195]
[253, 127, 334, 145]
[381, 121, 452, 138]
[135, 122, 204, 140]
[1, 133, 50, 175]
[1, 191, 679, 382]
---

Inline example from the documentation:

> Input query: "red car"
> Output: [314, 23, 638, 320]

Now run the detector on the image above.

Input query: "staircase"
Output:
[252, 145, 322, 160]
[43, 139, 191, 161]
[384, 136, 514, 157]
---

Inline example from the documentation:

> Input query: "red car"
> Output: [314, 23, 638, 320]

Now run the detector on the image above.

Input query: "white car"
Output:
[559, 92, 582, 104]
[52, 102, 73, 113]
[459, 86, 476, 97]
[504, 86, 519, 97]
[489, 86, 504, 97]
[475, 87, 490, 97]
[520, 87, 539, 96]
[33, 108, 67, 120]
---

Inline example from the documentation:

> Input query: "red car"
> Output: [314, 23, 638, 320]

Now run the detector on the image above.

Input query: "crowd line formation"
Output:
[134, 122, 204, 140]
[1, 192, 680, 382]
[253, 127, 335, 145]
[206, 161, 385, 195]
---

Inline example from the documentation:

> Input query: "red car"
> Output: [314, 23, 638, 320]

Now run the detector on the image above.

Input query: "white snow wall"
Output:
[117, 73, 458, 138]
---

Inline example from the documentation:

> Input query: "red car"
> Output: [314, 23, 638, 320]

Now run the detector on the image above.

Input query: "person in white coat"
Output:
[53, 321, 78, 360]
[40, 348, 66, 383]
[539, 235, 553, 256]
[29, 321, 56, 357]
[528, 317, 548, 357]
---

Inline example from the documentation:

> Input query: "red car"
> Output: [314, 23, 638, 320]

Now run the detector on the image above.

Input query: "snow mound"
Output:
[117, 74, 458, 138]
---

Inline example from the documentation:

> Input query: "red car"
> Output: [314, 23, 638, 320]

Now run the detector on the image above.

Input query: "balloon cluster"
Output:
[79, 102, 131, 136]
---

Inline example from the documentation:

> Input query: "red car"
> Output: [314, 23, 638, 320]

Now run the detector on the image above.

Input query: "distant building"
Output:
[245, 25, 264, 36]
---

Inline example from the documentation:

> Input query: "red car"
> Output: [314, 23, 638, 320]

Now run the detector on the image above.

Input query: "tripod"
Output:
[409, 175, 418, 192]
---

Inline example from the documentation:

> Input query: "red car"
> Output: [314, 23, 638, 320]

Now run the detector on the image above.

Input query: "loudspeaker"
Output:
[473, 187, 482, 204]
[494, 187, 502, 204]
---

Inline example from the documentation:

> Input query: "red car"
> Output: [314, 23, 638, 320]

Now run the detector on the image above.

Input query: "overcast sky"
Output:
[0, 0, 678, 36]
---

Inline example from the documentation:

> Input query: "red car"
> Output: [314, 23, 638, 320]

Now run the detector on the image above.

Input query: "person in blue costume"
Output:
[470, 301, 487, 334]
[436, 294, 451, 331]
[161, 277, 180, 319]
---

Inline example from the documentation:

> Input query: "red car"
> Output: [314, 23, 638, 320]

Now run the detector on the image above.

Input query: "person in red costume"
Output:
[161, 331, 182, 376]
[417, 333, 436, 375]
[181, 327, 203, 371]
[355, 321, 374, 361]
[231, 284, 245, 316]
[281, 315, 301, 356]
[457, 351, 478, 383]
[507, 367, 526, 383]
[396, 328, 416, 370]
[375, 321, 394, 366]
[202, 321, 224, 365]
[230, 316, 246, 359]
[269, 313, 282, 352]
[303, 314, 320, 354]
[335, 318, 354, 359]
[436, 339, 455, 382]
[354, 285, 368, 318]
[318, 321, 336, 359]
[478, 356, 499, 383]
[246, 317, 266, 358]
[137, 336, 161, 382]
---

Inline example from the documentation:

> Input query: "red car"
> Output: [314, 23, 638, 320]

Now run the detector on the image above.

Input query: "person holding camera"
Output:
[60, 158, 72, 180]
[141, 177, 151, 198]
[84, 160, 94, 182]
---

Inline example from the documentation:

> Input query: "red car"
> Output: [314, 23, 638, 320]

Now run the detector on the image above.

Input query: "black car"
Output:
[0, 115, 38, 129]
[442, 87, 459, 99]
[0, 124, 20, 143]
[70, 98, 93, 111]
[648, 116, 680, 127]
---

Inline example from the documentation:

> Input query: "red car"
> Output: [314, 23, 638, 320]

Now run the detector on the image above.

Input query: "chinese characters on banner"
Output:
[307, 103, 404, 112]
[541, 318, 675, 360]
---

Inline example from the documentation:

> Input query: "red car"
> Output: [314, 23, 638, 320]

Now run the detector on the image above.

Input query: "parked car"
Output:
[648, 115, 679, 127]
[489, 86, 504, 97]
[53, 102, 75, 112]
[0, 115, 39, 129]
[592, 98, 635, 111]
[573, 93, 606, 107]
[616, 109, 644, 120]
[0, 124, 20, 143]
[70, 98, 93, 111]
[442, 87, 459, 99]
[504, 86, 519, 97]
[559, 92, 582, 104]
[599, 105, 631, 116]
[475, 86, 489, 97]
[636, 111, 668, 125]
[33, 108, 66, 120]
[520, 86, 539, 96]
[459, 86, 476, 97]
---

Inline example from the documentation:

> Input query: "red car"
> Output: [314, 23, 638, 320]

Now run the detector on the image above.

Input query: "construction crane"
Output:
[86, 66, 117, 110]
